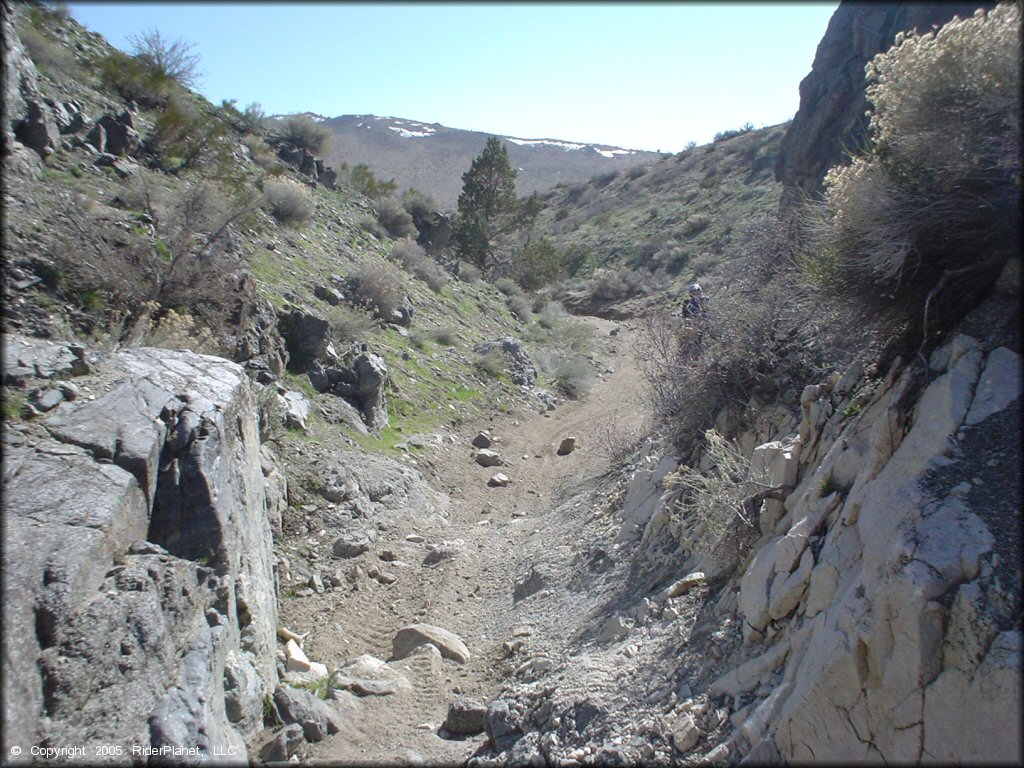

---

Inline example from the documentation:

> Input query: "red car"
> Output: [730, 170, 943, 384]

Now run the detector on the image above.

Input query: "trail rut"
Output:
[278, 317, 649, 765]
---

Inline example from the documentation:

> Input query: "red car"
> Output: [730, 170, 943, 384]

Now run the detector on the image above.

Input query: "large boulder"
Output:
[86, 111, 141, 156]
[392, 624, 471, 664]
[2, 336, 278, 760]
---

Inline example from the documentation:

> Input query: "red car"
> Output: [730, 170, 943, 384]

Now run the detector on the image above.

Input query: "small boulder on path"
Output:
[488, 473, 510, 488]
[330, 654, 412, 697]
[392, 623, 471, 664]
[475, 448, 503, 467]
[444, 697, 488, 736]
[422, 539, 464, 566]
[557, 436, 577, 456]
[272, 686, 342, 742]
[332, 532, 370, 559]
[471, 431, 492, 449]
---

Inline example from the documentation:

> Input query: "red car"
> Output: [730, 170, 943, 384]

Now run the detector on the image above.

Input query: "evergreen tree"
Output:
[455, 138, 522, 272]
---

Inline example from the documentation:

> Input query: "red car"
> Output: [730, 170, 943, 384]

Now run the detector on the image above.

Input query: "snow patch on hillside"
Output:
[507, 137, 638, 158]
[389, 125, 436, 138]
[507, 137, 587, 151]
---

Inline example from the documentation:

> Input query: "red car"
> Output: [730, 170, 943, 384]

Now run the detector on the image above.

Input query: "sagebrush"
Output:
[795, 4, 1021, 327]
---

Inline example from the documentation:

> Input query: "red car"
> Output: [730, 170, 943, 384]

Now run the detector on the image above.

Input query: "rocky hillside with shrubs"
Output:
[514, 122, 787, 318]
[2, 0, 1020, 765]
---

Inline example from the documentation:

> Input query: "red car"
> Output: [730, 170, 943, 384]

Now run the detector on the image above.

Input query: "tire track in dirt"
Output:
[300, 317, 649, 765]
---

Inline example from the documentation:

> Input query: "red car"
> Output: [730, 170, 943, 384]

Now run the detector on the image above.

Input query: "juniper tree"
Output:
[455, 137, 528, 273]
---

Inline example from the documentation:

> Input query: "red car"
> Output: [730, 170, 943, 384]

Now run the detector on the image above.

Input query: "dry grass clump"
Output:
[326, 303, 375, 344]
[263, 179, 313, 225]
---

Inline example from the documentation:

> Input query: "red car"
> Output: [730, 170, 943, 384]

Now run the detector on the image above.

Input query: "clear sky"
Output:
[65, 2, 839, 153]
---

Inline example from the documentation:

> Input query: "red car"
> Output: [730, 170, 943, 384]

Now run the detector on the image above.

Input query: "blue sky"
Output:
[66, 2, 839, 153]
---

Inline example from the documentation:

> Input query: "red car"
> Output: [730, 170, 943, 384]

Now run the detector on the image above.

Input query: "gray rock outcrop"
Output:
[86, 110, 141, 156]
[645, 329, 1022, 763]
[2, 335, 279, 761]
[474, 337, 537, 386]
[281, 309, 333, 371]
[2, 0, 59, 159]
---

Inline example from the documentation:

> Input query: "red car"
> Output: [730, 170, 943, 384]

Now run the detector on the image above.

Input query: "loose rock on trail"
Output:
[277, 317, 648, 765]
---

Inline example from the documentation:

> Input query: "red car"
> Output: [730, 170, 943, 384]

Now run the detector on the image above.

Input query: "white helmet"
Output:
[688, 283, 702, 293]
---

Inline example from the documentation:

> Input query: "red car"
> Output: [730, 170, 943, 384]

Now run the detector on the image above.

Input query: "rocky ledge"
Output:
[3, 334, 280, 762]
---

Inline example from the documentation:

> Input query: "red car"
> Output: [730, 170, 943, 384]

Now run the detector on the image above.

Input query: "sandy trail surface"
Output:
[282, 317, 649, 765]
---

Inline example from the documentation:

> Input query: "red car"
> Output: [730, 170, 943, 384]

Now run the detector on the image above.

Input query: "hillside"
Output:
[523, 123, 787, 317]
[290, 113, 664, 210]
[2, 1, 1021, 766]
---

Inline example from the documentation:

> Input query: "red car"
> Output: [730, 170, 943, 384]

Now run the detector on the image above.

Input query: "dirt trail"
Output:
[291, 318, 649, 766]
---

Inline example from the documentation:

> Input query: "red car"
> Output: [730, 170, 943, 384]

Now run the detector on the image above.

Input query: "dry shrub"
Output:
[263, 179, 313, 225]
[507, 292, 532, 323]
[586, 267, 655, 302]
[391, 238, 447, 291]
[375, 197, 416, 239]
[51, 179, 249, 326]
[494, 277, 519, 296]
[283, 114, 332, 154]
[474, 348, 506, 380]
[241, 134, 285, 174]
[665, 428, 766, 575]
[127, 28, 202, 89]
[126, 303, 224, 355]
[594, 412, 650, 464]
[432, 326, 459, 346]
[326, 303, 374, 344]
[537, 300, 568, 329]
[348, 262, 405, 319]
[358, 215, 389, 240]
[796, 4, 1020, 327]
[539, 351, 593, 399]
[680, 213, 712, 237]
[635, 218, 830, 454]
[457, 262, 482, 284]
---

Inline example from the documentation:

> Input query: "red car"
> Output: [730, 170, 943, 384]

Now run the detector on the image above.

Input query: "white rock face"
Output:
[726, 339, 1022, 764]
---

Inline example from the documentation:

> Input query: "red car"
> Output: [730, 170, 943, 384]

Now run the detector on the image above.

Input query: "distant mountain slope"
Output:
[278, 114, 665, 209]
